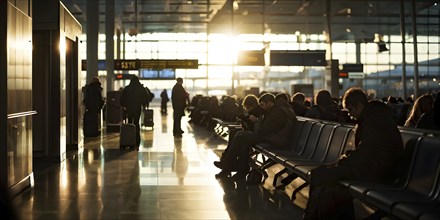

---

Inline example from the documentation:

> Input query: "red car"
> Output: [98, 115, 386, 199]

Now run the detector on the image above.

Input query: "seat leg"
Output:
[273, 168, 288, 187]
[291, 181, 309, 201]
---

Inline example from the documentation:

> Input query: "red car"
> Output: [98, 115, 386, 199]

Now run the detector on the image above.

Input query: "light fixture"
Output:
[374, 33, 388, 52]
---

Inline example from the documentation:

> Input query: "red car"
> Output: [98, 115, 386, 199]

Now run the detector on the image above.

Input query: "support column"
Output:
[86, 0, 99, 84]
[106, 0, 115, 92]
[411, 0, 419, 98]
[116, 29, 121, 60]
[400, 0, 407, 99]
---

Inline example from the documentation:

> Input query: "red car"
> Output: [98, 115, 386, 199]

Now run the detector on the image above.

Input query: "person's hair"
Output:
[315, 90, 335, 106]
[387, 96, 398, 104]
[343, 88, 368, 108]
[259, 93, 275, 104]
[292, 92, 305, 104]
[405, 94, 433, 126]
[275, 93, 289, 102]
[242, 94, 258, 107]
[176, 77, 183, 83]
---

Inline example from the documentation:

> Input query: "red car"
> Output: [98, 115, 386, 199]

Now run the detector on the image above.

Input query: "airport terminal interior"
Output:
[1, 0, 440, 219]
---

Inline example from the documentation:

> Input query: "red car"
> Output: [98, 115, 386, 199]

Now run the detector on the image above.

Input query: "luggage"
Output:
[142, 109, 154, 128]
[120, 122, 136, 149]
[83, 110, 100, 137]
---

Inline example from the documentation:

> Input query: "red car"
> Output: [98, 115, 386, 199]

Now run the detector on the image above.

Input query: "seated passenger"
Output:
[214, 93, 297, 180]
[404, 94, 433, 127]
[290, 92, 310, 116]
[275, 92, 290, 103]
[416, 91, 440, 130]
[303, 88, 404, 220]
[305, 89, 346, 122]
[217, 94, 265, 174]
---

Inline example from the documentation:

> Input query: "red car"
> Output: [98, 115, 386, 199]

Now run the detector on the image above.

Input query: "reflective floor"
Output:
[13, 104, 305, 220]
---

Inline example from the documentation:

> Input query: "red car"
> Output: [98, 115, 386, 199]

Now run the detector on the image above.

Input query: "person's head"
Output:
[315, 90, 335, 107]
[92, 77, 100, 84]
[242, 94, 259, 112]
[176, 77, 183, 84]
[275, 93, 290, 103]
[408, 94, 433, 122]
[387, 96, 398, 104]
[258, 93, 276, 111]
[130, 75, 140, 85]
[291, 92, 305, 104]
[342, 88, 368, 120]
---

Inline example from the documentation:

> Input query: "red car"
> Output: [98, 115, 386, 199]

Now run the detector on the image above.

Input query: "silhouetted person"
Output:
[275, 92, 290, 103]
[291, 92, 309, 116]
[144, 86, 154, 109]
[304, 88, 404, 220]
[172, 77, 188, 137]
[120, 76, 150, 147]
[83, 77, 104, 114]
[83, 77, 104, 137]
[305, 89, 346, 122]
[416, 91, 440, 130]
[214, 93, 297, 180]
[216, 94, 265, 179]
[404, 94, 433, 127]
[160, 89, 169, 114]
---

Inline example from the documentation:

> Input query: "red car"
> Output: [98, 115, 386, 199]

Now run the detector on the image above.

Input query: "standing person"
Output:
[83, 77, 104, 137]
[303, 88, 404, 220]
[83, 77, 104, 113]
[120, 76, 150, 148]
[144, 86, 154, 109]
[160, 89, 169, 114]
[172, 77, 188, 137]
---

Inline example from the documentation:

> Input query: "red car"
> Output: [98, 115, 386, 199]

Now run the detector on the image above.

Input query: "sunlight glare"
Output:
[209, 34, 241, 64]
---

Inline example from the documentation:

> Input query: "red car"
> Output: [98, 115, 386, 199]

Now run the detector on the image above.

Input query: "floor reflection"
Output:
[13, 104, 304, 220]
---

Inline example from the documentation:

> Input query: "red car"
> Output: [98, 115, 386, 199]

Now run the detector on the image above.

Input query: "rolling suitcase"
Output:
[120, 121, 136, 149]
[142, 108, 154, 128]
[83, 110, 100, 137]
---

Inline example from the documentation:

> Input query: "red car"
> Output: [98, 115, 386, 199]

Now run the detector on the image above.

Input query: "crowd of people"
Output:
[187, 87, 439, 219]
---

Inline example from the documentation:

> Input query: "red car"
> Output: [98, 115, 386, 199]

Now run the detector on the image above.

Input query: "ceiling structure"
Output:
[61, 0, 439, 42]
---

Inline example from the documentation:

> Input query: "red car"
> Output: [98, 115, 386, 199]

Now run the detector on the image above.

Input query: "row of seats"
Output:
[250, 116, 440, 219]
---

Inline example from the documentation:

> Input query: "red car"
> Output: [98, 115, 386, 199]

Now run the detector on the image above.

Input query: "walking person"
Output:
[171, 78, 188, 137]
[160, 89, 169, 114]
[120, 76, 150, 148]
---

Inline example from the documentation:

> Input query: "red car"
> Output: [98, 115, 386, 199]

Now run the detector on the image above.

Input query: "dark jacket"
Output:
[257, 99, 297, 148]
[120, 80, 149, 116]
[239, 106, 265, 132]
[83, 81, 104, 112]
[291, 102, 309, 116]
[160, 90, 169, 104]
[339, 101, 404, 182]
[305, 103, 346, 122]
[171, 83, 187, 116]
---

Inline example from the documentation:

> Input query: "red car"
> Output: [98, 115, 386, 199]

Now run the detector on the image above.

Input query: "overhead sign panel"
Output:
[270, 50, 326, 66]
[82, 59, 199, 70]
[237, 51, 265, 66]
[139, 59, 198, 69]
[342, 64, 364, 72]
[348, 72, 365, 79]
[114, 59, 138, 70]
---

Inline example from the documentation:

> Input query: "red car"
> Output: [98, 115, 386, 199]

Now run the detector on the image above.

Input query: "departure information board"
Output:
[82, 59, 198, 70]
